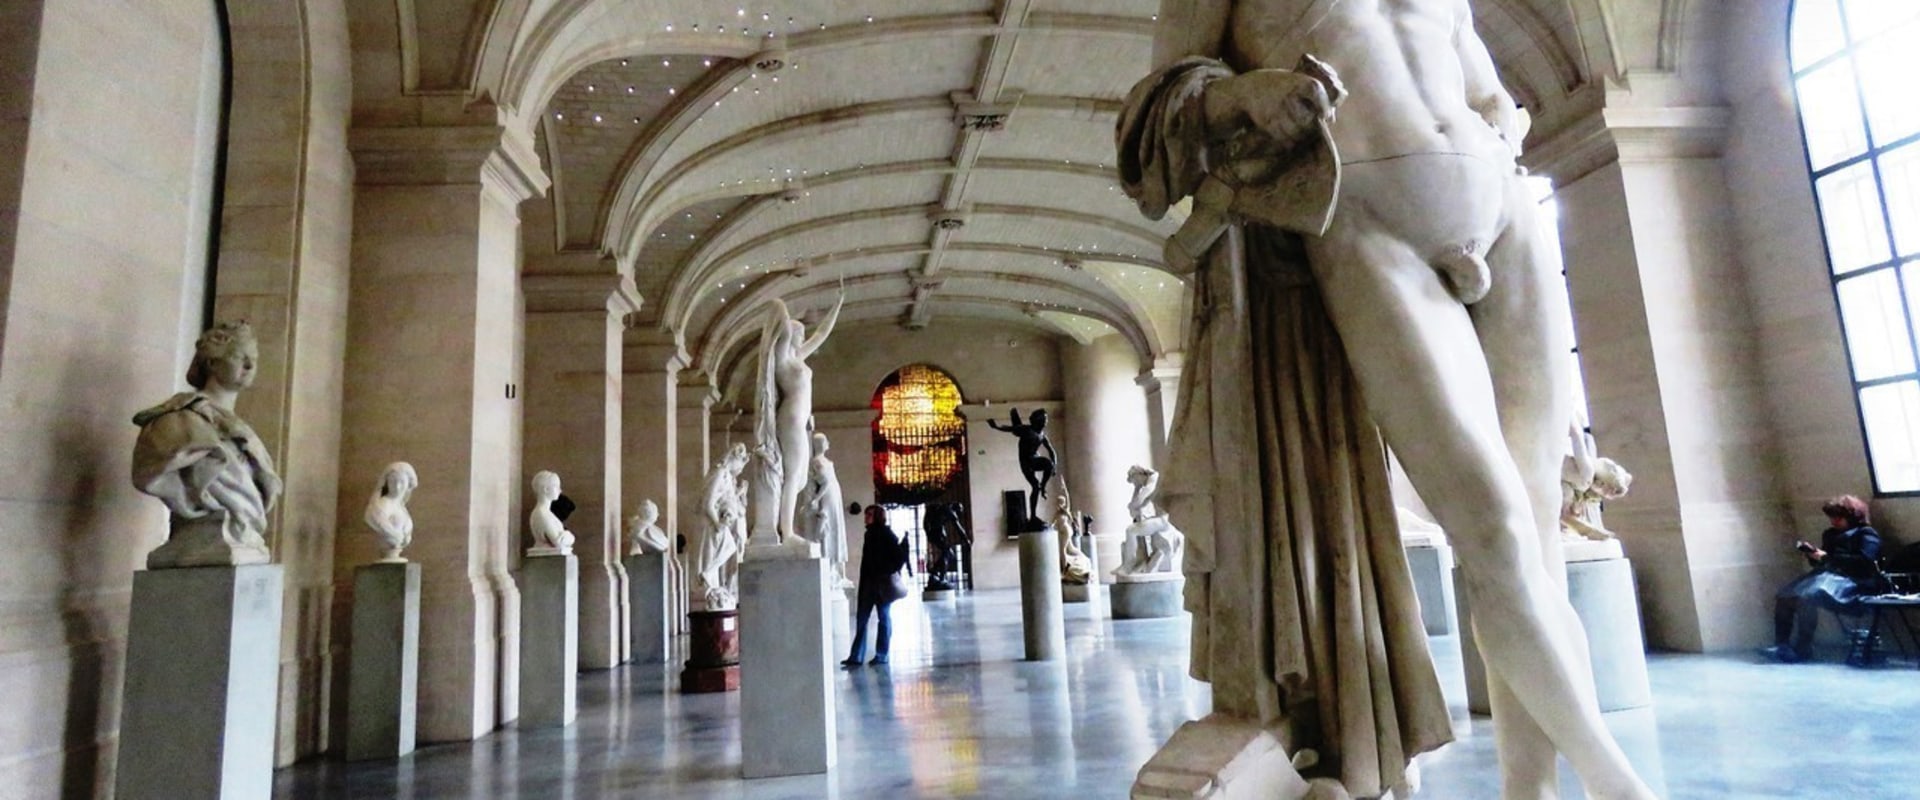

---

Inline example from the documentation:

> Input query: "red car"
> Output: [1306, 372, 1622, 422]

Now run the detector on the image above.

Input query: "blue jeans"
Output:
[847, 597, 893, 662]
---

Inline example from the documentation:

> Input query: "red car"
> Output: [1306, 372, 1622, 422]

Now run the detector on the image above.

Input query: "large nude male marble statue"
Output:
[1121, 0, 1655, 797]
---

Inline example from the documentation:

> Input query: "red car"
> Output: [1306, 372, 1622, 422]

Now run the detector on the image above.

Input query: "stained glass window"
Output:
[871, 364, 969, 504]
[1792, 0, 1920, 492]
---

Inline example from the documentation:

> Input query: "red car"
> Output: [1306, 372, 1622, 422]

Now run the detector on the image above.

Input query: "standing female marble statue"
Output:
[527, 471, 574, 555]
[694, 444, 751, 610]
[754, 297, 843, 545]
[799, 432, 851, 587]
[130, 321, 283, 569]
[364, 462, 418, 562]
[1121, 0, 1654, 796]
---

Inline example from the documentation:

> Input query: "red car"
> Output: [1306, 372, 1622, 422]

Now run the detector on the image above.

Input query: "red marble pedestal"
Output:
[681, 609, 740, 693]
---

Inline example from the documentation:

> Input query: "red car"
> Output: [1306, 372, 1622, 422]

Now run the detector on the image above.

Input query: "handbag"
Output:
[882, 570, 910, 603]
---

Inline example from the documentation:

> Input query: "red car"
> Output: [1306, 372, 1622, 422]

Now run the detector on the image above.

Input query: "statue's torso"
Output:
[1229, 0, 1513, 165]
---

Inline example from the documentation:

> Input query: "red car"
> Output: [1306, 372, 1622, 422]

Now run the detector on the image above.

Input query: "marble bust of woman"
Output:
[130, 320, 282, 569]
[527, 470, 574, 556]
[627, 499, 669, 555]
[364, 462, 418, 562]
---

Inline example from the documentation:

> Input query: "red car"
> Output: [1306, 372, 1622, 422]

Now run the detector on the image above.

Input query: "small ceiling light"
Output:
[663, 59, 671, 67]
[554, 111, 565, 119]
[619, 58, 630, 67]
[626, 85, 635, 93]
[865, 15, 874, 23]
[592, 114, 603, 123]
[586, 84, 596, 92]
[665, 23, 674, 31]
[704, 58, 713, 67]
[668, 87, 677, 95]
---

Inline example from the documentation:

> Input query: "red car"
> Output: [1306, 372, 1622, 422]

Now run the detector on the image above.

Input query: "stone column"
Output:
[523, 272, 640, 671]
[1060, 334, 1155, 577]
[674, 378, 717, 634]
[1135, 357, 1182, 471]
[623, 329, 686, 581]
[1531, 107, 1793, 652]
[340, 125, 544, 741]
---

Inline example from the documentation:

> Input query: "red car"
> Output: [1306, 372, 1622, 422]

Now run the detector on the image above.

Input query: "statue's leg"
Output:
[1471, 175, 1612, 798]
[1305, 198, 1652, 799]
[1026, 471, 1045, 521]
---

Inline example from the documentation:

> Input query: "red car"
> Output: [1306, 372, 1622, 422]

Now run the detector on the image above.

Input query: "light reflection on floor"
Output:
[277, 589, 1920, 799]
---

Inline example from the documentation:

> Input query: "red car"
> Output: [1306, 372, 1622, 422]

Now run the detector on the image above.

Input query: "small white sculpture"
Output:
[627, 498, 669, 555]
[1116, 465, 1185, 579]
[1051, 488, 1093, 585]
[752, 296, 843, 548]
[364, 462, 418, 562]
[527, 470, 574, 556]
[693, 444, 751, 610]
[796, 431, 852, 588]
[130, 320, 282, 569]
[1560, 422, 1633, 543]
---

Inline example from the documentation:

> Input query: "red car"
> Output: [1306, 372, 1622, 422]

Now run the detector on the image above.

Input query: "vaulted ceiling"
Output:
[359, 0, 1702, 385]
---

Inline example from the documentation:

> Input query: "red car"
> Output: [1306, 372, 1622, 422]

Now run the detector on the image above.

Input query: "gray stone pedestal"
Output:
[1405, 544, 1456, 635]
[625, 552, 670, 664]
[740, 550, 836, 777]
[1112, 576, 1184, 619]
[519, 553, 578, 728]
[346, 562, 420, 761]
[1018, 526, 1067, 661]
[115, 564, 283, 800]
[1456, 555, 1652, 714]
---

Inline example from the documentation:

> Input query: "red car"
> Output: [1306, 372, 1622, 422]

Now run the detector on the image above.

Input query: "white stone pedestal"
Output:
[115, 564, 283, 800]
[1132, 714, 1334, 800]
[1455, 554, 1652, 714]
[519, 553, 578, 728]
[1018, 526, 1067, 661]
[346, 562, 420, 761]
[625, 553, 670, 664]
[1405, 543, 1456, 636]
[740, 547, 836, 778]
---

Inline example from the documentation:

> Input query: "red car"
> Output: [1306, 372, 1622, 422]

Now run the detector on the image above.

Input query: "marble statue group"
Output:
[1120, 0, 1657, 796]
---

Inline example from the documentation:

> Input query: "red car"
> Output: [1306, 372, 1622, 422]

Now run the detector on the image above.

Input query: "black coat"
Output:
[857, 522, 910, 604]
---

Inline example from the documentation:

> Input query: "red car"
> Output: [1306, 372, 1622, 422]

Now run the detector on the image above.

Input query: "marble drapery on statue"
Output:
[694, 444, 751, 610]
[1119, 58, 1449, 797]
[796, 432, 851, 587]
[130, 320, 283, 569]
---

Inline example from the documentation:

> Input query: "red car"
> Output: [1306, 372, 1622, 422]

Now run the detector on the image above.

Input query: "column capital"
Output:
[349, 123, 550, 201]
[1525, 106, 1732, 186]
[523, 272, 641, 316]
[624, 327, 689, 373]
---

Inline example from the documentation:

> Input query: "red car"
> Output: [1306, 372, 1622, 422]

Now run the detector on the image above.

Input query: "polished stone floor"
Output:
[278, 590, 1920, 798]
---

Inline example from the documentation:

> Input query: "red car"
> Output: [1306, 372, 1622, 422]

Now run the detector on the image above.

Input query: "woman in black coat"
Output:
[1765, 495, 1886, 662]
[845, 507, 911, 667]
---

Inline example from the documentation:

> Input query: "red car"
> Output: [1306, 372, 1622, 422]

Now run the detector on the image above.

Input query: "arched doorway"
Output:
[870, 364, 973, 589]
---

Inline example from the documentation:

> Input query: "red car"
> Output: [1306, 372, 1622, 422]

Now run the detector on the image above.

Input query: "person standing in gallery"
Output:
[845, 507, 911, 667]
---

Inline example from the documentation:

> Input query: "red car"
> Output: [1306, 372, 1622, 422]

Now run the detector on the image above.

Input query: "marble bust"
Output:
[627, 499, 669, 555]
[363, 462, 418, 562]
[130, 320, 282, 569]
[527, 470, 574, 556]
[1115, 465, 1184, 580]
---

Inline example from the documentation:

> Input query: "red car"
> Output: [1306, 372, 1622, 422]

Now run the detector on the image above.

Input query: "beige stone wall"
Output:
[1060, 333, 1156, 577]
[0, 0, 223, 794]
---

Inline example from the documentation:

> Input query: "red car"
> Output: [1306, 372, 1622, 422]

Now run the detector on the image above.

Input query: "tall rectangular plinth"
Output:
[115, 565, 284, 800]
[347, 562, 421, 760]
[740, 553, 836, 778]
[625, 553, 670, 663]
[1018, 527, 1068, 661]
[518, 554, 579, 728]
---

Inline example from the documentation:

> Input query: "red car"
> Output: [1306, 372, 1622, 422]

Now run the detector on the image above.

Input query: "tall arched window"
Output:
[1792, 1, 1920, 492]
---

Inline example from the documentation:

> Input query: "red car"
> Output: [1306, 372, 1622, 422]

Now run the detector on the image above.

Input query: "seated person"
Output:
[1763, 495, 1888, 662]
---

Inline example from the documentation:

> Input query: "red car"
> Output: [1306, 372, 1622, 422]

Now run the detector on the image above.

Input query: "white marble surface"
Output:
[363, 462, 418, 562]
[526, 471, 575, 556]
[116, 564, 283, 800]
[739, 554, 836, 777]
[347, 562, 420, 760]
[625, 553, 670, 665]
[519, 554, 579, 728]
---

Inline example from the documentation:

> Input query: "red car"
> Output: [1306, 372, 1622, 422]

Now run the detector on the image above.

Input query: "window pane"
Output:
[1854, 20, 1920, 146]
[1795, 0, 1849, 69]
[1817, 162, 1894, 271]
[1796, 60, 1871, 168]
[1859, 381, 1920, 492]
[1844, 0, 1920, 40]
[1836, 269, 1915, 380]
[1883, 141, 1920, 257]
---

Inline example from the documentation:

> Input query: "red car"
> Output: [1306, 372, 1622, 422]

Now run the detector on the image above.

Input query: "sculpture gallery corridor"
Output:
[8, 0, 1920, 797]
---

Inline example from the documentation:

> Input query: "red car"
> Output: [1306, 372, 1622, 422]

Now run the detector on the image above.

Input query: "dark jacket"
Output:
[857, 522, 910, 603]
[1817, 525, 1885, 586]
